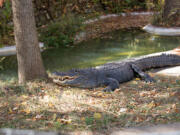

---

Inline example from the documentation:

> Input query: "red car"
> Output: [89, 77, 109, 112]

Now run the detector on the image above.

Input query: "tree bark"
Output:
[12, 0, 47, 83]
[163, 0, 180, 19]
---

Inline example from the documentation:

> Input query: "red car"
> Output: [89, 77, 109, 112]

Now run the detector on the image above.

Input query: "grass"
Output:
[0, 73, 180, 132]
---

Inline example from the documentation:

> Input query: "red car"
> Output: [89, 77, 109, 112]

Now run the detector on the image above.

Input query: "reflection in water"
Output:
[0, 29, 180, 77]
[43, 30, 180, 71]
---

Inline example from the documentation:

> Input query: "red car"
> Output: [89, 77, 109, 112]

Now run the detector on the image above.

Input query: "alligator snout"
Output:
[52, 75, 78, 86]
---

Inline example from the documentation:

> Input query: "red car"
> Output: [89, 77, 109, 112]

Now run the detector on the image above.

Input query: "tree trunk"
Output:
[163, 0, 180, 19]
[12, 0, 47, 83]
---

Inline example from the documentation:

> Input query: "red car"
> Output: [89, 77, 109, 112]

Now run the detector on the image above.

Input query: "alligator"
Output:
[52, 52, 180, 92]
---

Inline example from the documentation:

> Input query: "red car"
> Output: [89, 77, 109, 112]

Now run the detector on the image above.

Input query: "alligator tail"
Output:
[137, 53, 180, 70]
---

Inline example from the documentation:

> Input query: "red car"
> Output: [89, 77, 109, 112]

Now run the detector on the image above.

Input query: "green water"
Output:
[43, 29, 180, 71]
[0, 29, 180, 81]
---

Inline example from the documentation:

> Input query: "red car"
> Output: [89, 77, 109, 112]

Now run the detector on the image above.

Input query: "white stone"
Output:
[143, 24, 180, 36]
[0, 43, 44, 56]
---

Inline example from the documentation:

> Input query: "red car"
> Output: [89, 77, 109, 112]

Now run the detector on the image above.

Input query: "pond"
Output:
[43, 29, 180, 72]
[0, 29, 180, 81]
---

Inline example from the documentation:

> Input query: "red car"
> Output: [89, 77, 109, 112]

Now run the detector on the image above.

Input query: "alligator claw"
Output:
[144, 77, 155, 83]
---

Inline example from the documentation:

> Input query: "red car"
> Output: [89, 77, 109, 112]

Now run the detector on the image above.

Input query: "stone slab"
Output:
[143, 24, 180, 36]
[1, 123, 180, 135]
[0, 43, 44, 56]
[0, 128, 62, 135]
[111, 123, 180, 135]
[151, 66, 180, 77]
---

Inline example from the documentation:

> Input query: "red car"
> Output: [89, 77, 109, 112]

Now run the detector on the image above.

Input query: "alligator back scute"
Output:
[135, 54, 180, 70]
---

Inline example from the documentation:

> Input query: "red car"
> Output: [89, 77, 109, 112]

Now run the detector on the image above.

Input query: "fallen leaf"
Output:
[21, 101, 27, 105]
[57, 118, 71, 124]
[35, 114, 43, 120]
[81, 117, 85, 121]
[119, 108, 127, 113]
[93, 113, 102, 119]
[8, 107, 13, 114]
[22, 95, 28, 99]
[139, 91, 148, 97]
[97, 92, 103, 97]
[172, 104, 179, 113]
[148, 101, 156, 109]
[48, 102, 55, 108]
[24, 109, 31, 114]
[135, 116, 144, 123]
[0, 0, 4, 7]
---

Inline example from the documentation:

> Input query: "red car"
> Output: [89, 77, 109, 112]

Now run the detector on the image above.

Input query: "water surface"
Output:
[43, 29, 180, 71]
[0, 29, 180, 82]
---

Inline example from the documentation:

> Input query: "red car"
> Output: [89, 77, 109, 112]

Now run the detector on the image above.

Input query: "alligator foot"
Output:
[102, 78, 119, 92]
[144, 75, 155, 83]
[102, 87, 113, 92]
[131, 64, 155, 83]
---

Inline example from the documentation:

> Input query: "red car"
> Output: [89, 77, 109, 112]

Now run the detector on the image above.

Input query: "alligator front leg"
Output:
[102, 78, 119, 92]
[131, 64, 155, 82]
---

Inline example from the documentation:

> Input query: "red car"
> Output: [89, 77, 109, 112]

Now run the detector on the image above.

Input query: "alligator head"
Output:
[53, 75, 98, 89]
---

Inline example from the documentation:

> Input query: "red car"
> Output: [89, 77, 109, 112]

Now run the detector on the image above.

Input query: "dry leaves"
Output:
[0, 0, 4, 7]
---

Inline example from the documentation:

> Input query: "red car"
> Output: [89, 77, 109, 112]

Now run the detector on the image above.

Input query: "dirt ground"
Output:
[75, 14, 152, 43]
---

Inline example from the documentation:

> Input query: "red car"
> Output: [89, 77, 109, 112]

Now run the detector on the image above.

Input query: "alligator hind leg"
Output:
[102, 78, 119, 92]
[131, 64, 155, 82]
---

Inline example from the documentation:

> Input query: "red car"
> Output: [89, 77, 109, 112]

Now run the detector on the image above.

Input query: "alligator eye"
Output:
[72, 69, 78, 72]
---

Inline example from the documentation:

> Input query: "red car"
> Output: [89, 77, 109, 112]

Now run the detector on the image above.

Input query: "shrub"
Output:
[151, 0, 163, 26]
[0, 0, 13, 45]
[97, 0, 147, 13]
[151, 0, 179, 27]
[39, 14, 85, 47]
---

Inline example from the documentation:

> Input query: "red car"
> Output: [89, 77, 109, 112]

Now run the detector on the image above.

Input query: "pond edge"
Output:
[0, 43, 44, 56]
[143, 24, 180, 36]
[75, 12, 154, 43]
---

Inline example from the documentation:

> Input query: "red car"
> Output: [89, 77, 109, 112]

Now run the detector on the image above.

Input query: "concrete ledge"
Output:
[1, 123, 180, 135]
[143, 24, 180, 36]
[84, 12, 154, 24]
[0, 43, 44, 56]
[111, 123, 180, 135]
[0, 128, 61, 135]
[152, 66, 180, 77]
